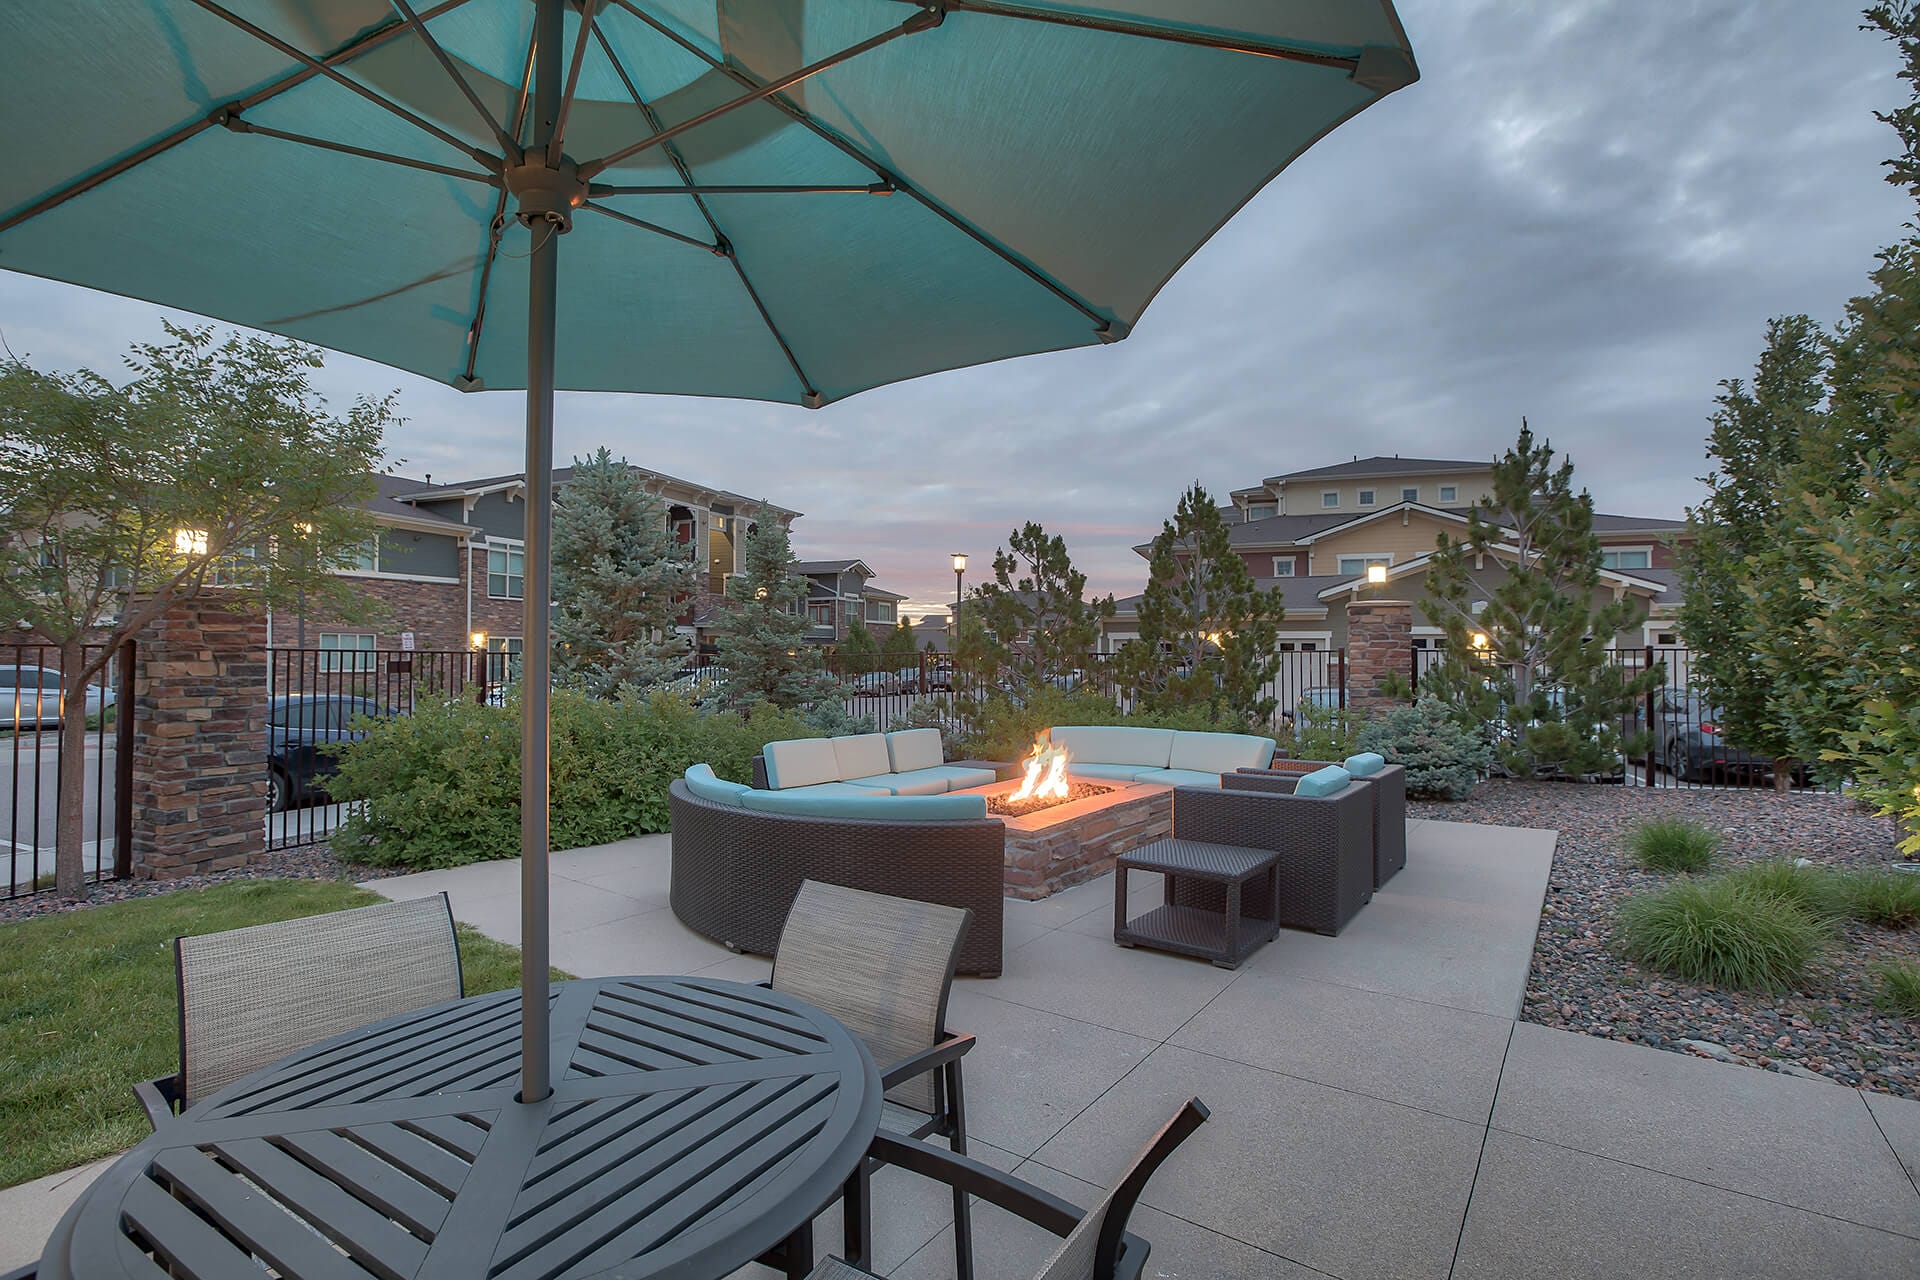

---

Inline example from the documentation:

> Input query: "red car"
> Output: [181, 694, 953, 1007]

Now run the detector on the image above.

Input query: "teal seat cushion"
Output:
[1065, 763, 1156, 783]
[1344, 752, 1387, 777]
[848, 771, 941, 796]
[739, 789, 988, 821]
[767, 781, 894, 799]
[683, 763, 750, 806]
[1135, 768, 1225, 789]
[1294, 765, 1352, 797]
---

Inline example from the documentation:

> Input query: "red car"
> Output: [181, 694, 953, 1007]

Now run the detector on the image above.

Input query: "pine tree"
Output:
[710, 504, 842, 710]
[1424, 421, 1660, 778]
[1118, 482, 1283, 726]
[974, 522, 1114, 692]
[880, 618, 919, 672]
[840, 613, 880, 676]
[550, 448, 696, 696]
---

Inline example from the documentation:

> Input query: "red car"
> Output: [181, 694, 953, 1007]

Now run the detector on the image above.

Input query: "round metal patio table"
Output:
[37, 976, 880, 1280]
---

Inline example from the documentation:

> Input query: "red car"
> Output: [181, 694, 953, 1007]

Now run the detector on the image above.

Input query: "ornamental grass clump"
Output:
[1624, 816, 1719, 874]
[1873, 961, 1920, 1018]
[1719, 859, 1846, 921]
[1832, 869, 1920, 929]
[1615, 876, 1829, 993]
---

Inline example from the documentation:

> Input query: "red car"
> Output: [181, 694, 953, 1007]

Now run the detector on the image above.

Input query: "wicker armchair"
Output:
[813, 1099, 1209, 1280]
[1228, 759, 1408, 887]
[132, 894, 462, 1127]
[773, 881, 979, 1280]
[1166, 782, 1373, 935]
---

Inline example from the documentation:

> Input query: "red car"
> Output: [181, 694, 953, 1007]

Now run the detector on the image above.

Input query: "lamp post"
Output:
[951, 552, 967, 646]
[470, 630, 488, 705]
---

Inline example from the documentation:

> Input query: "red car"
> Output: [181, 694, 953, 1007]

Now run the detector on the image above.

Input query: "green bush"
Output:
[327, 690, 821, 869]
[1624, 817, 1719, 874]
[1831, 869, 1920, 928]
[1292, 699, 1368, 762]
[1872, 960, 1920, 1017]
[950, 687, 1246, 764]
[1615, 876, 1829, 992]
[1718, 860, 1845, 921]
[1353, 696, 1491, 801]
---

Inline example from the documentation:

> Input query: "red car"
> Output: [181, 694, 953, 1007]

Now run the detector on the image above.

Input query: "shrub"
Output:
[1831, 869, 1920, 928]
[1624, 817, 1719, 874]
[950, 687, 1243, 764]
[328, 690, 821, 868]
[1719, 860, 1845, 921]
[1291, 699, 1368, 762]
[1873, 961, 1920, 1017]
[1615, 877, 1829, 992]
[1353, 696, 1491, 801]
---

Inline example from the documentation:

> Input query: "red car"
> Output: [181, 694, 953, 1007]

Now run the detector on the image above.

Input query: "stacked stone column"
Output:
[130, 598, 269, 879]
[1345, 599, 1414, 711]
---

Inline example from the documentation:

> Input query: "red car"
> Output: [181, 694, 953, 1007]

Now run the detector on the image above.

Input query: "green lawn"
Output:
[0, 879, 567, 1189]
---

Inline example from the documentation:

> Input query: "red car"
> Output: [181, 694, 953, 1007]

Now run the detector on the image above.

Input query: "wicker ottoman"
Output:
[1113, 838, 1280, 969]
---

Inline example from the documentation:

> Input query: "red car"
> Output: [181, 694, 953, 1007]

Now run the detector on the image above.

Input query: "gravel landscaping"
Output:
[1412, 779, 1919, 1097]
[0, 841, 402, 927]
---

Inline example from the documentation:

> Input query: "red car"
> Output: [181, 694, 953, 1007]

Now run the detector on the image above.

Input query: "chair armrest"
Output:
[869, 1130, 1082, 1236]
[132, 1075, 182, 1131]
[1221, 771, 1299, 795]
[880, 1032, 975, 1091]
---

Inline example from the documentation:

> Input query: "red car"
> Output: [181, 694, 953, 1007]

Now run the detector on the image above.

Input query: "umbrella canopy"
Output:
[1, 0, 1416, 1100]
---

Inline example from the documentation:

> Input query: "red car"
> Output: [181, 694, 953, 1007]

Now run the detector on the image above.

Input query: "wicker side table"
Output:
[1113, 838, 1281, 969]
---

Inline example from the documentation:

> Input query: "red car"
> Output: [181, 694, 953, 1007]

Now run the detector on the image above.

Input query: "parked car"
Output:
[0, 664, 115, 728]
[268, 694, 395, 811]
[851, 669, 901, 697]
[1652, 687, 1799, 784]
[925, 661, 956, 691]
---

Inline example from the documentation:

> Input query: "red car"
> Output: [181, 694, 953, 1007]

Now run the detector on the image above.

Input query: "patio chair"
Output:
[815, 1098, 1209, 1280]
[1228, 757, 1408, 887]
[772, 880, 979, 1279]
[132, 893, 463, 1127]
[1168, 781, 1374, 935]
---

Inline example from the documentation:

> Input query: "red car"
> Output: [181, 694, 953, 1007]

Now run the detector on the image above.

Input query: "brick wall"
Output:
[130, 597, 268, 880]
[1346, 599, 1412, 710]
[297, 547, 520, 650]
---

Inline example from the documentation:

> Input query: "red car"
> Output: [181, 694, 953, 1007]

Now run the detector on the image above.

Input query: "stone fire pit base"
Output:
[961, 775, 1173, 900]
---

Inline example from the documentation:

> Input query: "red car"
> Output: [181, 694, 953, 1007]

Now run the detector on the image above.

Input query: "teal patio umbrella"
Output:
[0, 0, 1416, 1099]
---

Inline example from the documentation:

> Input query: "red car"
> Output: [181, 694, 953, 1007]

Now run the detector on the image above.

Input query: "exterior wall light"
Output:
[470, 630, 488, 651]
[1366, 564, 1389, 586]
[174, 529, 209, 556]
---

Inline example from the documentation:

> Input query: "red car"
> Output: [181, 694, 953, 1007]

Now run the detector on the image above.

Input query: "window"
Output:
[1401, 487, 1419, 502]
[1270, 557, 1296, 578]
[347, 537, 380, 574]
[488, 544, 525, 599]
[1656, 631, 1677, 646]
[317, 633, 375, 672]
[1336, 554, 1392, 576]
[1438, 485, 1458, 504]
[1299, 641, 1317, 652]
[1600, 548, 1652, 571]
[1245, 503, 1276, 521]
[866, 601, 896, 624]
[807, 602, 834, 626]
[1357, 489, 1376, 506]
[1321, 491, 1339, 509]
[487, 635, 522, 684]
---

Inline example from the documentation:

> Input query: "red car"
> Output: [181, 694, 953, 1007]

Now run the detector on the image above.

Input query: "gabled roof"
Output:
[364, 475, 474, 535]
[793, 558, 872, 577]
[1108, 576, 1334, 616]
[1140, 501, 1687, 558]
[863, 585, 907, 602]
[1312, 545, 1668, 601]
[1267, 456, 1488, 485]
[1590, 513, 1688, 533]
[392, 466, 799, 519]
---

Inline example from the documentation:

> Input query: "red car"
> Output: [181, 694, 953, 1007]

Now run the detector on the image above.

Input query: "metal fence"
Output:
[3, 642, 134, 899]
[1410, 643, 1841, 792]
[266, 647, 520, 851]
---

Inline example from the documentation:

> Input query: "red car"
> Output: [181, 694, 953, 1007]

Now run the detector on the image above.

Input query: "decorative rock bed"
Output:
[1412, 779, 1918, 1097]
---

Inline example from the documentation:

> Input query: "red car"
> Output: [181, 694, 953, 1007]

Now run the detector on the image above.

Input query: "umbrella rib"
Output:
[591, 20, 820, 403]
[578, 202, 719, 252]
[0, 0, 476, 238]
[547, 3, 602, 167]
[590, 184, 887, 195]
[576, 6, 944, 180]
[464, 32, 540, 386]
[389, 0, 524, 159]
[606, 0, 1112, 336]
[888, 0, 1361, 71]
[185, 0, 498, 168]
[215, 115, 499, 185]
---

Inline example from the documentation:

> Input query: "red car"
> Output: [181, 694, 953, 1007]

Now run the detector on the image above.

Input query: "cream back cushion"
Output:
[1049, 725, 1174, 768]
[887, 728, 945, 773]
[764, 737, 840, 789]
[1169, 731, 1277, 774]
[832, 733, 894, 781]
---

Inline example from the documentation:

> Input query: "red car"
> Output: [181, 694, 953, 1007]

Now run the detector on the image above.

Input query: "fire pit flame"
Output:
[1008, 733, 1071, 804]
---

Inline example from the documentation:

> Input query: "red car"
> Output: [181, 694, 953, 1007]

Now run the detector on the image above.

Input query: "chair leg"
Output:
[947, 1059, 974, 1280]
[842, 1162, 872, 1269]
[781, 1220, 815, 1280]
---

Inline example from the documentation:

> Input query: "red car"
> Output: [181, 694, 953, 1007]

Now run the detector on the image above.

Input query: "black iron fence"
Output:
[3, 642, 134, 899]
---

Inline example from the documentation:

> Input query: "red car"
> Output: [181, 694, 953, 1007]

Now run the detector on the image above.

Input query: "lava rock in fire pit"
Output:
[988, 782, 1113, 818]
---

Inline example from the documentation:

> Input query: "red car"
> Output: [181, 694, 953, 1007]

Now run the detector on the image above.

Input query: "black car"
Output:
[268, 694, 394, 811]
[1652, 687, 1789, 783]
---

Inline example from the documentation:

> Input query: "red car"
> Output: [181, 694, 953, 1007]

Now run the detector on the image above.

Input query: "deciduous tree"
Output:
[0, 323, 390, 899]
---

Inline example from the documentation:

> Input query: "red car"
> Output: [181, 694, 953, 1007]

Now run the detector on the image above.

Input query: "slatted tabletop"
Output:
[37, 977, 881, 1280]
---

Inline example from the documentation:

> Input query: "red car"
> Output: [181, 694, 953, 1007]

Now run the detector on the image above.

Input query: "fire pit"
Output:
[985, 735, 1113, 817]
[987, 781, 1113, 818]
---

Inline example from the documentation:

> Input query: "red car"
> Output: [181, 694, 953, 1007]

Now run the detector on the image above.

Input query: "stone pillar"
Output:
[131, 597, 269, 879]
[1345, 599, 1413, 711]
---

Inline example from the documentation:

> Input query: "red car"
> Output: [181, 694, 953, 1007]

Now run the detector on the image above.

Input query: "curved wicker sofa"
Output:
[667, 779, 1006, 976]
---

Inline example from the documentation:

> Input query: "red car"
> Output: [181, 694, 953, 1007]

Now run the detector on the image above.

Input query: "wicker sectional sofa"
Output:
[1045, 725, 1277, 787]
[750, 728, 998, 795]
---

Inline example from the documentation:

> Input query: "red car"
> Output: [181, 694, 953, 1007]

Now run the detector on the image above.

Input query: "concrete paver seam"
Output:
[1446, 1021, 1516, 1279]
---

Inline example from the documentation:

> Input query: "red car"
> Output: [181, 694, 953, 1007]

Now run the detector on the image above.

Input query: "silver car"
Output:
[0, 664, 115, 727]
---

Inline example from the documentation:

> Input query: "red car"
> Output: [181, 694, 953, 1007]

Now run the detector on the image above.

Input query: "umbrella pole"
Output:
[519, 0, 563, 1105]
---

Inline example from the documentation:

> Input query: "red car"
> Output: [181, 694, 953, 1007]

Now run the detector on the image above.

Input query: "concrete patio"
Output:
[6, 815, 1917, 1278]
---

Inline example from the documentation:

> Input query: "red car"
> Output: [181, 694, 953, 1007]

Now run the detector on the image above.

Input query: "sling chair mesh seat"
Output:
[133, 893, 463, 1127]
[813, 1099, 1210, 1280]
[772, 880, 979, 1279]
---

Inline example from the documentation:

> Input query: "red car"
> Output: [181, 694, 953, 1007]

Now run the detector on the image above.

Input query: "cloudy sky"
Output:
[1, 1, 1910, 617]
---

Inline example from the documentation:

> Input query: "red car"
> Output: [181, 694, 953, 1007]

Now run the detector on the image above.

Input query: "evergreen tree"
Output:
[1118, 482, 1284, 726]
[1424, 421, 1660, 778]
[974, 522, 1114, 692]
[880, 618, 919, 671]
[710, 504, 842, 710]
[839, 613, 880, 675]
[550, 447, 696, 697]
